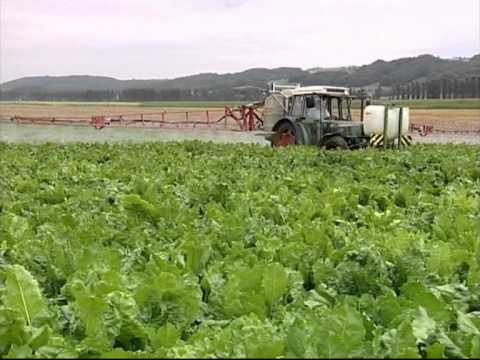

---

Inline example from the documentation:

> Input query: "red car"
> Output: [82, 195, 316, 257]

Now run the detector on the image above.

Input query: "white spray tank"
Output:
[363, 105, 410, 139]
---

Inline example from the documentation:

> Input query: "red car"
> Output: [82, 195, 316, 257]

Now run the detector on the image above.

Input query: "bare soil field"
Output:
[1, 104, 479, 131]
[0, 104, 225, 120]
[410, 133, 480, 145]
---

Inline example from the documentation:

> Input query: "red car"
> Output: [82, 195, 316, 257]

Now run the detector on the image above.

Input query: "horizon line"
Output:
[2, 52, 479, 85]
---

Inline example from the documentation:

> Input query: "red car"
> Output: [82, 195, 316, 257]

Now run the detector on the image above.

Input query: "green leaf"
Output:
[69, 282, 111, 351]
[149, 323, 179, 349]
[436, 331, 466, 358]
[383, 320, 421, 359]
[100, 349, 151, 359]
[121, 194, 160, 224]
[5, 344, 32, 359]
[179, 234, 211, 275]
[134, 270, 202, 328]
[28, 325, 51, 351]
[314, 304, 367, 358]
[75, 294, 109, 339]
[457, 311, 480, 335]
[285, 322, 306, 358]
[401, 282, 451, 323]
[3, 265, 48, 327]
[426, 241, 471, 278]
[426, 342, 445, 359]
[245, 339, 284, 359]
[0, 308, 29, 355]
[375, 291, 408, 327]
[412, 307, 437, 342]
[34, 333, 80, 358]
[262, 263, 288, 308]
[222, 267, 266, 319]
[471, 335, 480, 358]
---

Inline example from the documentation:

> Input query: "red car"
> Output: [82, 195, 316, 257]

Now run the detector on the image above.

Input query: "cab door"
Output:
[303, 95, 325, 145]
[304, 95, 322, 123]
[290, 95, 305, 120]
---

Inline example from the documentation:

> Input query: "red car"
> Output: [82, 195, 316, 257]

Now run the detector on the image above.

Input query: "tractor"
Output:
[262, 84, 411, 149]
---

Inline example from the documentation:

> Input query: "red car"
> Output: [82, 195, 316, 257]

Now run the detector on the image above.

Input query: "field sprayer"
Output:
[9, 83, 421, 149]
[11, 104, 264, 132]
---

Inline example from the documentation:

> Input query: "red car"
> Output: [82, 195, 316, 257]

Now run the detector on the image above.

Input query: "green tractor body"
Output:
[263, 85, 410, 149]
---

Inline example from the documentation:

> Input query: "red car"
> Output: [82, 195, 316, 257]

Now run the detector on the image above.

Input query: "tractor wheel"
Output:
[323, 136, 349, 150]
[271, 122, 297, 147]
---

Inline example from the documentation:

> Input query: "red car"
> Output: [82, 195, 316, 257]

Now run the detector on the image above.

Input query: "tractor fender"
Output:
[272, 118, 294, 132]
[272, 119, 309, 145]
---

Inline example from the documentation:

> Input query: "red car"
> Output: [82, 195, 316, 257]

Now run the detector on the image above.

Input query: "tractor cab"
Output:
[264, 86, 369, 149]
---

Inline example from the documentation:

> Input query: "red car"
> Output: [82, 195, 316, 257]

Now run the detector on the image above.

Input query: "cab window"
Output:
[291, 96, 304, 117]
[326, 98, 341, 120]
[305, 96, 321, 120]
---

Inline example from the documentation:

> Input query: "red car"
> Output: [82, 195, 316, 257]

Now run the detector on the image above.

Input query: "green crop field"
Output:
[0, 142, 479, 358]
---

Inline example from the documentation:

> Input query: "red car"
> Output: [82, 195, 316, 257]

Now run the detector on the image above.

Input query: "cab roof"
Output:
[290, 86, 350, 97]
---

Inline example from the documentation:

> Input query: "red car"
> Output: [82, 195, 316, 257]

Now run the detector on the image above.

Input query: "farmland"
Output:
[0, 142, 479, 358]
[1, 101, 479, 133]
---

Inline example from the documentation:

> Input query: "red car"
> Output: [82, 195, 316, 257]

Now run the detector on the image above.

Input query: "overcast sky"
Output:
[0, 0, 478, 82]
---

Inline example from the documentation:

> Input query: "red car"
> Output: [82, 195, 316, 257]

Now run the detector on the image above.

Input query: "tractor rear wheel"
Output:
[323, 136, 349, 150]
[271, 122, 297, 147]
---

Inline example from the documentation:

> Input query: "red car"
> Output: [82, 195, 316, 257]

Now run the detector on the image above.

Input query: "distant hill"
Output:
[1, 54, 479, 101]
[0, 75, 124, 92]
[307, 66, 358, 74]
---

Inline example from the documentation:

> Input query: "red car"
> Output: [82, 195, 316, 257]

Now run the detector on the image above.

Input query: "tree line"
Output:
[1, 77, 479, 102]
[0, 87, 265, 102]
[374, 77, 480, 99]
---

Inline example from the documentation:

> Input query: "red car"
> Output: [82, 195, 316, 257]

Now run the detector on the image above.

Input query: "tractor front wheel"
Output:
[271, 122, 297, 147]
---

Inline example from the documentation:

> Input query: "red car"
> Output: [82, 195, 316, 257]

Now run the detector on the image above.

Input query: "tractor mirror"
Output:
[305, 97, 315, 108]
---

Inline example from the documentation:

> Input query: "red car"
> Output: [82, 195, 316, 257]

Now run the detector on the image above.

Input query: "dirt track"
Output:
[410, 133, 480, 145]
[1, 104, 479, 131]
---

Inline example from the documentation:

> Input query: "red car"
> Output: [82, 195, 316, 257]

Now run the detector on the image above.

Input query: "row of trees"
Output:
[0, 87, 264, 102]
[2, 77, 479, 102]
[374, 77, 480, 100]
[119, 88, 262, 101]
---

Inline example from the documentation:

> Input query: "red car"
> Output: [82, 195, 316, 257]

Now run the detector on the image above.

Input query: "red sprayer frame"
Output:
[11, 104, 264, 132]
